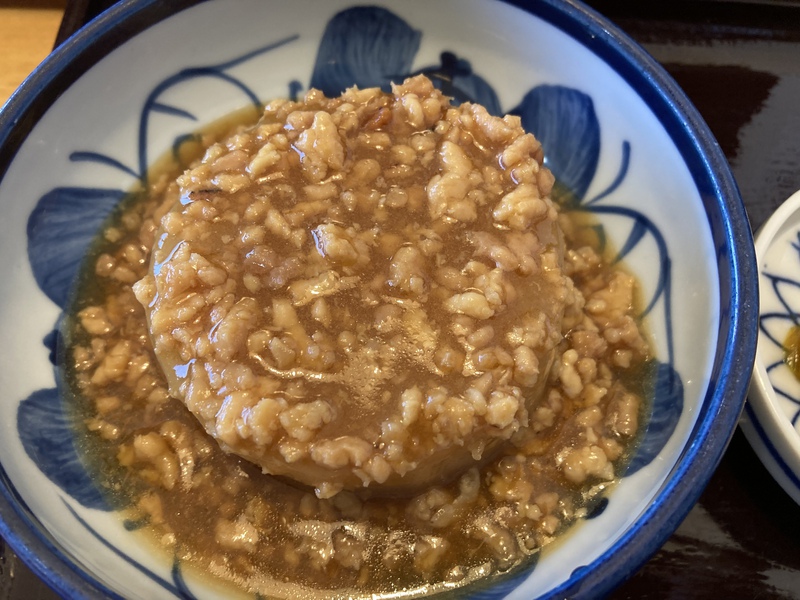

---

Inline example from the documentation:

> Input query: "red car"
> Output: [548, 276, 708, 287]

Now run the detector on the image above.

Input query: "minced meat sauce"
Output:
[63, 75, 651, 598]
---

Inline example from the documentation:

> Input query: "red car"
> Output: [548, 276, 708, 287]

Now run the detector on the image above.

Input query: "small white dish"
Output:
[743, 189, 800, 504]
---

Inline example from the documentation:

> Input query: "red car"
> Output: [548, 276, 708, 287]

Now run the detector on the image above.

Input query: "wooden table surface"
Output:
[3, 1, 800, 599]
[0, 1, 66, 107]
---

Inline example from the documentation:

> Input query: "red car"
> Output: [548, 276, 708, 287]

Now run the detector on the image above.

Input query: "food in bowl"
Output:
[134, 74, 571, 498]
[64, 75, 652, 596]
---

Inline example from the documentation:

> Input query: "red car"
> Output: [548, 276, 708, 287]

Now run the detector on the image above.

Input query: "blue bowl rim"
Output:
[0, 0, 758, 598]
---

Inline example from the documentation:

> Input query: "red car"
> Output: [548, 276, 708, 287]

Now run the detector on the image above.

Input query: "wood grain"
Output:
[0, 3, 66, 106]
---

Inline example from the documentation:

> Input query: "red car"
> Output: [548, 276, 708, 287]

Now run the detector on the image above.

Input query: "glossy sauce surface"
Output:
[63, 78, 652, 598]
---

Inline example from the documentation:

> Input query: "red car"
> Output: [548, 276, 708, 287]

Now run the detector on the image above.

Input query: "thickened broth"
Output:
[62, 76, 653, 598]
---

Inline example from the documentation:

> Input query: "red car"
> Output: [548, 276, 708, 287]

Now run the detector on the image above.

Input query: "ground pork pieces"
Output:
[133, 75, 572, 497]
[70, 75, 654, 595]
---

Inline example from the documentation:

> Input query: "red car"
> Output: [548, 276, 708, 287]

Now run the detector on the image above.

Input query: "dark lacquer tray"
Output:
[3, 1, 800, 598]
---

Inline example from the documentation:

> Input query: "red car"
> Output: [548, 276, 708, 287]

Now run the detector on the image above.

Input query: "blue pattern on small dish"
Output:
[760, 262, 800, 425]
[758, 228, 800, 426]
[743, 189, 800, 506]
[0, 1, 755, 599]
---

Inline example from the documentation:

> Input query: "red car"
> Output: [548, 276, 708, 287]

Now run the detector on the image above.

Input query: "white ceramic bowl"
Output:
[0, 1, 757, 598]
[743, 189, 800, 505]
